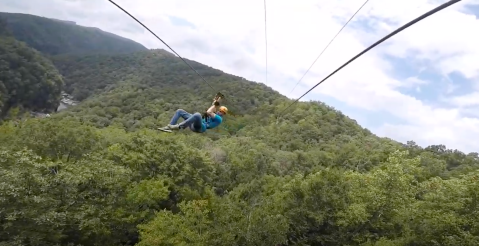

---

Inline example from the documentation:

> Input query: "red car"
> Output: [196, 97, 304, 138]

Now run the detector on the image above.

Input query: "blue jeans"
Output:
[169, 109, 204, 132]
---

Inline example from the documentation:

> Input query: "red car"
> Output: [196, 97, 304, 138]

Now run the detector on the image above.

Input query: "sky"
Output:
[1, 0, 479, 153]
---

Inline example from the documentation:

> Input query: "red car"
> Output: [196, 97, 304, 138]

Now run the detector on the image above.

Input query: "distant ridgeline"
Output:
[49, 18, 76, 25]
[0, 12, 147, 56]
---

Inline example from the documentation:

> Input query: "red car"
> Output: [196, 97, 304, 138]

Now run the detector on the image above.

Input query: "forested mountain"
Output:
[0, 18, 63, 119]
[50, 49, 279, 104]
[1, 12, 479, 246]
[0, 12, 147, 56]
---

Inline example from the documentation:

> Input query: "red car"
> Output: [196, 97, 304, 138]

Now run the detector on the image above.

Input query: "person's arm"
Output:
[206, 100, 218, 118]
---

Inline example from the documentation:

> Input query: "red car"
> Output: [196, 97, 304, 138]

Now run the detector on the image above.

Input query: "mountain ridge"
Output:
[0, 11, 147, 56]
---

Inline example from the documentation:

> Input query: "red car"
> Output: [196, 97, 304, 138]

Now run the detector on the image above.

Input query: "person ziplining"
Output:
[110, 0, 463, 132]
[158, 93, 228, 133]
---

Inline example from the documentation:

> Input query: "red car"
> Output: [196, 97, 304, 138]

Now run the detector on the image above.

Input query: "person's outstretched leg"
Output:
[169, 109, 192, 125]
[158, 109, 192, 132]
[178, 112, 204, 132]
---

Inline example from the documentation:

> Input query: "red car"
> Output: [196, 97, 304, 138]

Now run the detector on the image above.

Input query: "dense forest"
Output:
[1, 12, 479, 246]
[0, 18, 63, 118]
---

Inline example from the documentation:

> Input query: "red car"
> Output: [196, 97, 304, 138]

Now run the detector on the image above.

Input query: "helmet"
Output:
[219, 106, 228, 115]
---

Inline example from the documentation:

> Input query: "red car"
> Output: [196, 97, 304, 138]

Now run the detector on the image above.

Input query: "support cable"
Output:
[278, 0, 462, 118]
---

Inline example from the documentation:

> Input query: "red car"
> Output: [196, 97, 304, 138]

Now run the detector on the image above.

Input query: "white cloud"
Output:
[2, 0, 479, 153]
[449, 91, 479, 107]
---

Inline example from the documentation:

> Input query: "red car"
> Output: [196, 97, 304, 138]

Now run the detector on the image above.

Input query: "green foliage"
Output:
[0, 26, 63, 117]
[49, 49, 280, 111]
[0, 148, 133, 246]
[15, 117, 100, 161]
[136, 200, 214, 246]
[0, 17, 11, 36]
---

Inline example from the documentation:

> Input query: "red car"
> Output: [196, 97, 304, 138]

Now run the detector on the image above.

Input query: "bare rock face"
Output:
[57, 92, 78, 112]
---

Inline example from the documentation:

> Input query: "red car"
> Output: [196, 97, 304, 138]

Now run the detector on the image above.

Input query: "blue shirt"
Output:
[201, 114, 223, 132]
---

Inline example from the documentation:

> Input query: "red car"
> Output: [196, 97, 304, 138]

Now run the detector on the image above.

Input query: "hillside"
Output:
[50, 49, 281, 108]
[1, 12, 479, 246]
[0, 12, 147, 56]
[0, 18, 63, 119]
[48, 49, 479, 174]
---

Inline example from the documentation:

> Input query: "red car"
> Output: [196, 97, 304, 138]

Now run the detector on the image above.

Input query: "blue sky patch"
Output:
[168, 16, 196, 29]
[379, 52, 476, 110]
[442, 71, 475, 96]
[461, 3, 479, 19]
[384, 54, 438, 101]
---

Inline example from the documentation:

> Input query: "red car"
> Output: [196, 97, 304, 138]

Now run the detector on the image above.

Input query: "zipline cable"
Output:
[278, 0, 462, 118]
[108, 0, 215, 91]
[264, 0, 268, 85]
[109, 0, 245, 127]
[288, 0, 370, 96]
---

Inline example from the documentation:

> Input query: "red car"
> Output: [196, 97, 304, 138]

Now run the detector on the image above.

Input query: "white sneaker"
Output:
[168, 124, 180, 130]
[158, 126, 172, 132]
[158, 124, 180, 133]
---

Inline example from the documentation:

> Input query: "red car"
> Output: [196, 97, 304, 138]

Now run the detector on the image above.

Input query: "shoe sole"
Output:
[157, 128, 173, 133]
